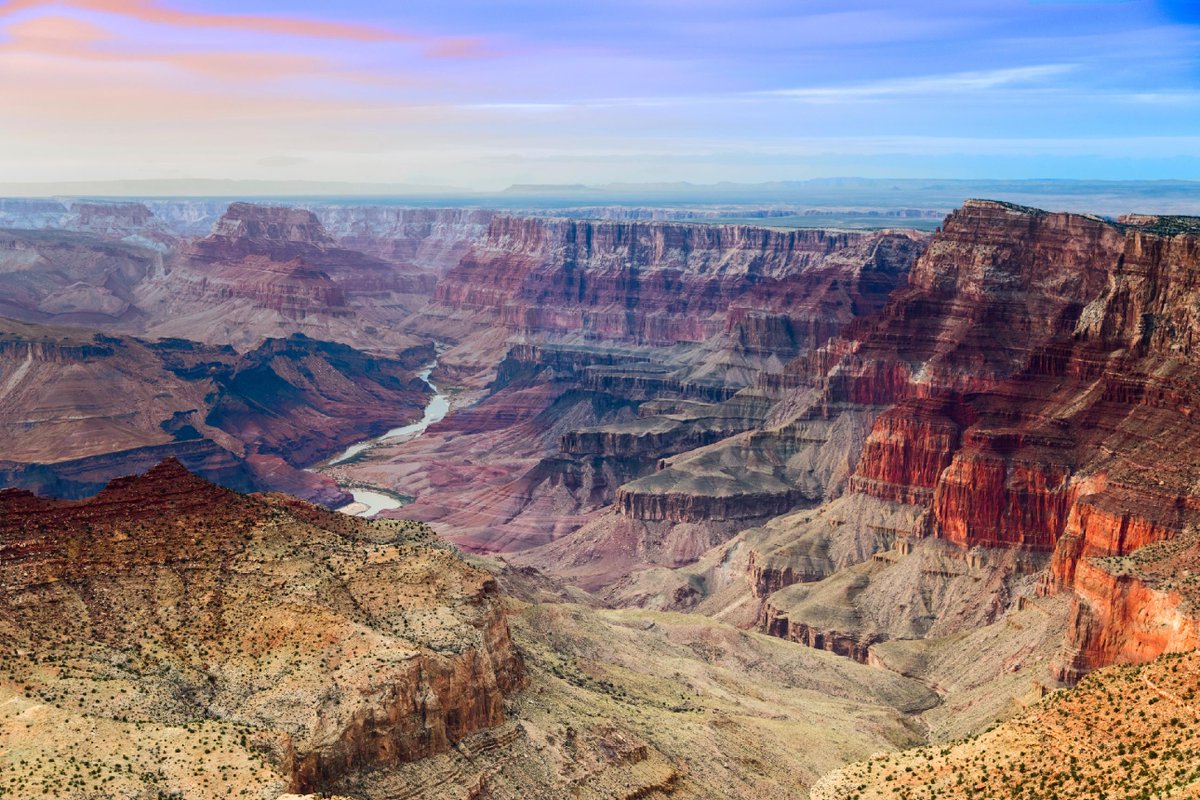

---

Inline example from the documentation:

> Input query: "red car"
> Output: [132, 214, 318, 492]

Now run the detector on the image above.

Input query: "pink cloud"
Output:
[0, 14, 335, 79]
[0, 0, 494, 56]
[424, 36, 499, 60]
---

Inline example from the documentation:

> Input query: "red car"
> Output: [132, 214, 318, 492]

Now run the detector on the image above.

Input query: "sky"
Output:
[0, 0, 1198, 190]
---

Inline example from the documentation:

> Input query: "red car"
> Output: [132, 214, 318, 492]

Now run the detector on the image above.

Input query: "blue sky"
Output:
[0, 0, 1197, 187]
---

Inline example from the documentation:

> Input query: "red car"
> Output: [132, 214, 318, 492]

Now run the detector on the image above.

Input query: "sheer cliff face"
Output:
[491, 202, 1200, 687]
[748, 202, 1200, 683]
[841, 202, 1129, 530]
[0, 461, 524, 798]
[434, 216, 924, 348]
[795, 202, 1171, 548]
[806, 200, 1125, 409]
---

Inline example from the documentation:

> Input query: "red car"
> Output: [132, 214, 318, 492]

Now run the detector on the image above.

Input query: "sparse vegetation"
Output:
[815, 650, 1200, 800]
[0, 466, 512, 799]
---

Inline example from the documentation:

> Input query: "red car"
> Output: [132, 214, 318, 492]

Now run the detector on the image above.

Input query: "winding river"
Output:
[322, 363, 450, 517]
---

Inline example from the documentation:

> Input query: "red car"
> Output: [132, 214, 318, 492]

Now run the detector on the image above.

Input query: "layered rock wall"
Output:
[311, 206, 493, 272]
[435, 216, 923, 346]
[723, 203, 1200, 684]
[0, 320, 433, 505]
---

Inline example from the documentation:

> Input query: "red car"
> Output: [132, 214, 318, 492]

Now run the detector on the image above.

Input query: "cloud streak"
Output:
[761, 65, 1079, 101]
[0, 0, 495, 56]
[0, 15, 333, 79]
[455, 65, 1080, 113]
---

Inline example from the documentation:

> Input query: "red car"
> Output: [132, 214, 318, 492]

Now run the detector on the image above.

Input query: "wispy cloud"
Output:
[0, 0, 496, 56]
[761, 65, 1078, 102]
[0, 0, 401, 41]
[0, 15, 333, 80]
[455, 65, 1079, 113]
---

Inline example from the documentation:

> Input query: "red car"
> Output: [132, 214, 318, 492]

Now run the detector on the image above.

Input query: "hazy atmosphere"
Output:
[2, 0, 1199, 189]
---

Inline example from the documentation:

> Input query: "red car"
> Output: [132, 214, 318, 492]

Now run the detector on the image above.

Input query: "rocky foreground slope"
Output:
[0, 462, 947, 799]
[813, 650, 1200, 799]
[0, 460, 524, 798]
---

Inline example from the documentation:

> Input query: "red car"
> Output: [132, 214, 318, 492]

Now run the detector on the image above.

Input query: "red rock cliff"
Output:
[435, 216, 924, 347]
[815, 204, 1200, 681]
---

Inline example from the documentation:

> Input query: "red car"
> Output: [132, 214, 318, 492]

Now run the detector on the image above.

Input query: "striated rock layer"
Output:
[0, 318, 432, 505]
[137, 203, 434, 353]
[741, 202, 1200, 683]
[435, 215, 924, 348]
[338, 219, 926, 561]
[505, 202, 1200, 692]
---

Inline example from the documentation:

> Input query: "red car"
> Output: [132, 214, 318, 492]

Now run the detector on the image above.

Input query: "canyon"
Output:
[0, 316, 433, 506]
[2, 195, 1200, 798]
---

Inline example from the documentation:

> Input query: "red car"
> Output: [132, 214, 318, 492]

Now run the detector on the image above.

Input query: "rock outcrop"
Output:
[136, 203, 434, 352]
[741, 202, 1200, 682]
[186, 203, 434, 297]
[0, 460, 524, 797]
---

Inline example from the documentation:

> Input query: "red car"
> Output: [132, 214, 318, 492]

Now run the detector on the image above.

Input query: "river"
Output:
[320, 363, 450, 517]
